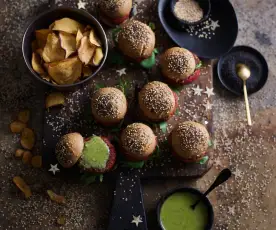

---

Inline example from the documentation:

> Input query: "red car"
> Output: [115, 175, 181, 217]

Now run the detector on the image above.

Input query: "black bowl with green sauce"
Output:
[157, 187, 214, 230]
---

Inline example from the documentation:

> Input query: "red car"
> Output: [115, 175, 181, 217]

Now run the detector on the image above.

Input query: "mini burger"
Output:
[55, 133, 116, 173]
[79, 136, 116, 173]
[160, 47, 202, 85]
[91, 87, 127, 127]
[117, 20, 157, 68]
[138, 81, 178, 122]
[55, 132, 84, 168]
[120, 123, 157, 161]
[169, 121, 210, 162]
[99, 0, 132, 26]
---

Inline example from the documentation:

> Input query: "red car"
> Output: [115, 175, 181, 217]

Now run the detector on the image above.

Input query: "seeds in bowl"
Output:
[174, 0, 203, 23]
[31, 18, 104, 85]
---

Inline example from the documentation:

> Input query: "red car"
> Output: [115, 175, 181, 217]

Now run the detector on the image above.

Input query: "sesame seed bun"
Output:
[139, 81, 178, 122]
[55, 132, 84, 168]
[99, 0, 132, 19]
[170, 121, 209, 161]
[120, 123, 157, 161]
[91, 87, 127, 126]
[160, 47, 197, 84]
[118, 20, 156, 61]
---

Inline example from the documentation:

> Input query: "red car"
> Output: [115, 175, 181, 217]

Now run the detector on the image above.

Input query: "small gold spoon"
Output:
[236, 64, 252, 126]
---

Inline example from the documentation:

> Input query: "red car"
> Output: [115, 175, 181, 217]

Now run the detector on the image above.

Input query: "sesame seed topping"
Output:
[173, 121, 209, 157]
[121, 123, 154, 155]
[140, 81, 175, 118]
[92, 88, 125, 119]
[166, 49, 195, 75]
[119, 20, 153, 54]
[174, 0, 203, 23]
[99, 0, 127, 12]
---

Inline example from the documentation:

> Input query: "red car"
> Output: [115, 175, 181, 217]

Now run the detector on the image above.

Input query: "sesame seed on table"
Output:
[0, 0, 276, 230]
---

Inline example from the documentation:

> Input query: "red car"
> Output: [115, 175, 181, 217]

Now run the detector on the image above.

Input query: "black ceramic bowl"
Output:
[157, 187, 214, 230]
[170, 0, 211, 26]
[217, 46, 269, 96]
[22, 7, 108, 90]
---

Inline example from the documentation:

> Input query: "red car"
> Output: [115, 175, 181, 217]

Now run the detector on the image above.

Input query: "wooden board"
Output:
[42, 59, 214, 177]
[42, 2, 214, 229]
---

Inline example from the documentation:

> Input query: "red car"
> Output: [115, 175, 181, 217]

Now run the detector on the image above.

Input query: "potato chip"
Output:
[18, 109, 30, 123]
[47, 190, 66, 204]
[91, 47, 104, 66]
[89, 29, 101, 47]
[78, 36, 96, 65]
[32, 40, 38, 52]
[42, 33, 65, 63]
[43, 76, 51, 82]
[13, 176, 32, 198]
[10, 121, 27, 133]
[47, 56, 82, 85]
[82, 65, 93, 77]
[32, 52, 45, 75]
[20, 128, 35, 150]
[76, 29, 83, 48]
[15, 149, 24, 158]
[22, 151, 32, 164]
[52, 18, 84, 34]
[35, 29, 51, 48]
[31, 155, 42, 168]
[57, 216, 66, 225]
[36, 48, 43, 57]
[84, 25, 91, 32]
[59, 32, 77, 58]
[45, 92, 65, 108]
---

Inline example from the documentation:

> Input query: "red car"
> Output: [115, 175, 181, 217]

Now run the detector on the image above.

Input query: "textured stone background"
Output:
[0, 0, 275, 229]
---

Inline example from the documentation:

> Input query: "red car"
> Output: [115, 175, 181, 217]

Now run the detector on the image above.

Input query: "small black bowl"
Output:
[170, 0, 211, 26]
[217, 46, 269, 96]
[157, 187, 214, 230]
[22, 7, 108, 90]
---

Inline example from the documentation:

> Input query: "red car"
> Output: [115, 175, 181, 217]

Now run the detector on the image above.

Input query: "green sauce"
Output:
[80, 136, 110, 170]
[160, 192, 209, 230]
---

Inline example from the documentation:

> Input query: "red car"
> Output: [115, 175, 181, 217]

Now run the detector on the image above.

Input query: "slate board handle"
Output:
[108, 171, 148, 230]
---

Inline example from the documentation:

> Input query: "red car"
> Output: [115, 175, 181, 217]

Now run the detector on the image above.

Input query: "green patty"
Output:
[80, 136, 110, 170]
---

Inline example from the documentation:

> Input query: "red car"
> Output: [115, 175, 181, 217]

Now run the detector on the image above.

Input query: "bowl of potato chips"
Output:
[22, 7, 108, 89]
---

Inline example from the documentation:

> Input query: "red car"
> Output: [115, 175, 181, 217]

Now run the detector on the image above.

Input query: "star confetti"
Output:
[116, 68, 127, 77]
[203, 101, 213, 110]
[131, 215, 143, 227]
[49, 164, 60, 175]
[228, 206, 235, 216]
[210, 20, 220, 31]
[214, 158, 224, 167]
[233, 168, 243, 179]
[77, 0, 87, 9]
[192, 85, 203, 96]
[204, 87, 215, 98]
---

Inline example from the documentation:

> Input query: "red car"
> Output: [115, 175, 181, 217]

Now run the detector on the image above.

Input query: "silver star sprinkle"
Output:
[204, 87, 215, 98]
[48, 164, 60, 175]
[203, 101, 213, 110]
[228, 206, 235, 216]
[116, 68, 127, 77]
[210, 20, 220, 31]
[192, 85, 203, 96]
[131, 215, 143, 227]
[233, 168, 243, 179]
[77, 0, 87, 9]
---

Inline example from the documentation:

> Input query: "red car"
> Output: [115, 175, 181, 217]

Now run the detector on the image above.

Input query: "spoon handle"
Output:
[203, 168, 232, 197]
[243, 81, 252, 126]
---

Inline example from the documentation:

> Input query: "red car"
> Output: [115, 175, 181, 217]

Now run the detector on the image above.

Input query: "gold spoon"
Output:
[236, 64, 252, 126]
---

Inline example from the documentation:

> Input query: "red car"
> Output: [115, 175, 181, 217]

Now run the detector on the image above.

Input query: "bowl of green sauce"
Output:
[157, 187, 214, 230]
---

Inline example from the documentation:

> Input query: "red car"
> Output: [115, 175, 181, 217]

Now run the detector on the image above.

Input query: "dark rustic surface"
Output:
[0, 0, 276, 230]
